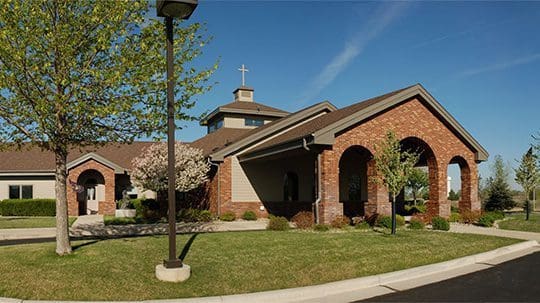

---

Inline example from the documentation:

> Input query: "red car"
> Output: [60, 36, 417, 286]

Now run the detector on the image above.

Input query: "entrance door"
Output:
[85, 180, 99, 214]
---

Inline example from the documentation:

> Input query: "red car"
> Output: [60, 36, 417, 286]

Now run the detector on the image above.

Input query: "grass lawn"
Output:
[498, 212, 540, 233]
[0, 216, 77, 229]
[0, 230, 520, 301]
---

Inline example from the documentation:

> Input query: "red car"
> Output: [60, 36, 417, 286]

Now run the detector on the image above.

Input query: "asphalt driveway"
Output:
[361, 251, 540, 302]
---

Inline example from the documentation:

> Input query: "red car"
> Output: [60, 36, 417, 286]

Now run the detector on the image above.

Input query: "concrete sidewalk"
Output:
[449, 222, 540, 242]
[0, 216, 268, 242]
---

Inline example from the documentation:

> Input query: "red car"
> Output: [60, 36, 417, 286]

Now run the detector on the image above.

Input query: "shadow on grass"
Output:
[179, 233, 198, 260]
[72, 240, 101, 251]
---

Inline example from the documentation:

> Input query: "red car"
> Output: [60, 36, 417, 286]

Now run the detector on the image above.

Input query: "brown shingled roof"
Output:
[0, 142, 155, 172]
[221, 101, 289, 114]
[189, 128, 252, 156]
[247, 85, 414, 153]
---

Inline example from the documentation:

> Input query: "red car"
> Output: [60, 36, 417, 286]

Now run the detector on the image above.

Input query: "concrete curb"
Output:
[1, 240, 537, 303]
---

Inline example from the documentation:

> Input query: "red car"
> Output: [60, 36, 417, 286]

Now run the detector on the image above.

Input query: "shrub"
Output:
[220, 211, 236, 222]
[267, 216, 289, 231]
[376, 215, 405, 229]
[0, 199, 56, 216]
[177, 208, 203, 222]
[198, 210, 213, 222]
[431, 216, 450, 231]
[449, 212, 462, 223]
[460, 210, 482, 224]
[404, 204, 426, 214]
[408, 218, 425, 230]
[330, 215, 350, 229]
[365, 214, 379, 226]
[478, 213, 496, 227]
[355, 222, 371, 230]
[104, 216, 137, 225]
[242, 210, 257, 221]
[131, 198, 160, 221]
[291, 211, 314, 229]
[313, 224, 330, 232]
[489, 210, 505, 221]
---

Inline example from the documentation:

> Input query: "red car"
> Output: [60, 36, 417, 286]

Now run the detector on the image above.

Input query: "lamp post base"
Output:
[155, 263, 191, 283]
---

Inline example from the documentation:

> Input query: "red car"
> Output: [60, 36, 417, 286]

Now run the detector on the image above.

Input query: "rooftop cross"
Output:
[238, 64, 249, 86]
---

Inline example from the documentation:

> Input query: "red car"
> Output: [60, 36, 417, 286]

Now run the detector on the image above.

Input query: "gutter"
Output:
[207, 159, 221, 217]
[314, 152, 321, 224]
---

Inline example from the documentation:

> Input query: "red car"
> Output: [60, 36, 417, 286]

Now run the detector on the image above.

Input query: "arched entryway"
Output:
[448, 155, 476, 212]
[77, 169, 106, 215]
[399, 137, 441, 215]
[339, 146, 372, 218]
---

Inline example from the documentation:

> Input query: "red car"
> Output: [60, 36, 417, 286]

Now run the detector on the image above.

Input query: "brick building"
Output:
[0, 83, 487, 222]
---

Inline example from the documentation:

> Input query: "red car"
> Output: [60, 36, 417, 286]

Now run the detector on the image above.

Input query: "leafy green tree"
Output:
[448, 189, 460, 201]
[373, 131, 419, 235]
[0, 0, 216, 255]
[514, 147, 539, 220]
[484, 155, 515, 211]
[406, 168, 428, 205]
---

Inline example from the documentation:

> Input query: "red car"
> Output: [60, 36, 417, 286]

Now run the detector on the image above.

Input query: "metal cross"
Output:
[238, 64, 249, 86]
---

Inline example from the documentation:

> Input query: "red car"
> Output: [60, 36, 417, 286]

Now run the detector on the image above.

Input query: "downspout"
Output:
[303, 137, 320, 224]
[207, 158, 221, 217]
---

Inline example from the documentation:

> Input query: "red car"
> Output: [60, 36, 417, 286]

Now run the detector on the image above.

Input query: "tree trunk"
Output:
[412, 190, 417, 206]
[525, 200, 530, 221]
[391, 193, 397, 235]
[55, 150, 72, 255]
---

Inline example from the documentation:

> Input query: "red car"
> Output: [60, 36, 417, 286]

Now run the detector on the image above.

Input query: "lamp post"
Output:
[155, 0, 198, 282]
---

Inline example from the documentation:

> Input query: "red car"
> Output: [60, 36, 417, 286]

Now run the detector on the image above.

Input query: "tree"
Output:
[406, 168, 428, 205]
[131, 142, 210, 197]
[373, 131, 419, 234]
[0, 1, 216, 255]
[514, 147, 539, 220]
[484, 155, 515, 211]
[448, 189, 460, 201]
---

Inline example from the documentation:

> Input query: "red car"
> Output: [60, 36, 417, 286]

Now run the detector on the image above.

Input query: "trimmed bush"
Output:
[330, 215, 350, 229]
[242, 210, 257, 221]
[404, 204, 426, 214]
[313, 224, 330, 232]
[131, 198, 160, 221]
[365, 214, 379, 226]
[291, 211, 314, 229]
[376, 215, 405, 229]
[460, 210, 482, 224]
[478, 213, 495, 227]
[354, 222, 371, 230]
[0, 199, 56, 216]
[220, 211, 236, 222]
[267, 216, 289, 231]
[449, 212, 461, 223]
[408, 218, 425, 230]
[431, 216, 450, 231]
[198, 210, 213, 222]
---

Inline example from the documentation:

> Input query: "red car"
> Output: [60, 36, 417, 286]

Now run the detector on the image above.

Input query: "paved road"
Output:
[360, 251, 540, 302]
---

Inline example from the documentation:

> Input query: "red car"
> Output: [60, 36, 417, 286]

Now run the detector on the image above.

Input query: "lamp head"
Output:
[156, 0, 198, 19]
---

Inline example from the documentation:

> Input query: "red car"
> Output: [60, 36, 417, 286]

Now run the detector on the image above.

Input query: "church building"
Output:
[0, 67, 488, 223]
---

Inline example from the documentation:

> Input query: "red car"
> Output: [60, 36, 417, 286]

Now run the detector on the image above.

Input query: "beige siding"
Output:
[231, 154, 315, 202]
[223, 115, 275, 129]
[0, 179, 56, 200]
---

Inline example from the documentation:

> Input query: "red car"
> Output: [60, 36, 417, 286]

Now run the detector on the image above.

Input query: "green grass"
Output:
[498, 212, 540, 233]
[0, 230, 520, 301]
[0, 216, 76, 229]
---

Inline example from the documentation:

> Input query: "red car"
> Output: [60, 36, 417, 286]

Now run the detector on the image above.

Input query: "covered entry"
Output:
[77, 169, 105, 215]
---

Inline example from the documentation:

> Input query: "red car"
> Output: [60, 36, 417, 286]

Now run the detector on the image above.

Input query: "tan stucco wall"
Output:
[0, 179, 56, 200]
[223, 116, 273, 129]
[231, 154, 315, 202]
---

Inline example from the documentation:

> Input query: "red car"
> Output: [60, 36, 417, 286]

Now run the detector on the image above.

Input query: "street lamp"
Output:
[155, 0, 198, 283]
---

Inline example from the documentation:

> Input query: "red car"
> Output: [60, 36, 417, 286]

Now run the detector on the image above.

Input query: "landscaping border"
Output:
[0, 240, 537, 303]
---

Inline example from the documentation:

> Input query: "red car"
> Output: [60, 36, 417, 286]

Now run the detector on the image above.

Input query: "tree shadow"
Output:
[72, 239, 101, 251]
[179, 233, 198, 261]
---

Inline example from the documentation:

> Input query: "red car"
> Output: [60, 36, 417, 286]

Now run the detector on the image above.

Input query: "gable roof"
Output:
[0, 142, 154, 173]
[200, 100, 289, 126]
[207, 100, 337, 161]
[240, 84, 488, 162]
[189, 128, 252, 156]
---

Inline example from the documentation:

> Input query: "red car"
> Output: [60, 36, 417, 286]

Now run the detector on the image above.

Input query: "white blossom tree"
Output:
[131, 143, 210, 202]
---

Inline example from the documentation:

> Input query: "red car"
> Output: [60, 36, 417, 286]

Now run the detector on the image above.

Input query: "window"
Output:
[245, 118, 264, 127]
[8, 185, 33, 199]
[283, 172, 299, 201]
[208, 119, 223, 133]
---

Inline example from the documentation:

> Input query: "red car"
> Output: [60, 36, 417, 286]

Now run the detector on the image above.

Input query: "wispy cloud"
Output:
[299, 2, 409, 104]
[459, 53, 540, 77]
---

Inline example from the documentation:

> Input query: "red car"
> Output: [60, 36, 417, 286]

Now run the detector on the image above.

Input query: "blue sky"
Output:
[165, 1, 540, 190]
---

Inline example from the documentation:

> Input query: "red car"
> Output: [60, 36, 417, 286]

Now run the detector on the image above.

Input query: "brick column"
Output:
[364, 158, 391, 216]
[319, 149, 343, 224]
[458, 160, 481, 213]
[426, 164, 450, 218]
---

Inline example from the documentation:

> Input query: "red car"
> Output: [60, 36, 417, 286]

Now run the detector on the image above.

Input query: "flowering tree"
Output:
[131, 143, 210, 196]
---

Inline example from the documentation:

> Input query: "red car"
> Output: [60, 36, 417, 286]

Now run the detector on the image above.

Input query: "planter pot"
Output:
[115, 209, 136, 218]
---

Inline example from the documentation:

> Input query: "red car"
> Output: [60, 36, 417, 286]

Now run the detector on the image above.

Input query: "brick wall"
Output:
[66, 159, 116, 216]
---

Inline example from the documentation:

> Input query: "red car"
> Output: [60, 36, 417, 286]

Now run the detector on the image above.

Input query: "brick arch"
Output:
[67, 159, 116, 216]
[338, 145, 373, 218]
[447, 155, 480, 213]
